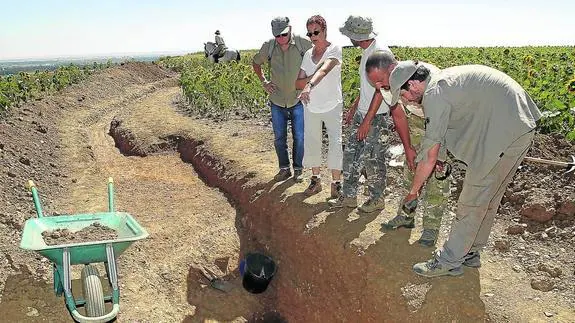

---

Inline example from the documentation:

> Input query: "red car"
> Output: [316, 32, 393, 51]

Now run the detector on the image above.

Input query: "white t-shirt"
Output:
[300, 44, 343, 113]
[359, 39, 394, 114]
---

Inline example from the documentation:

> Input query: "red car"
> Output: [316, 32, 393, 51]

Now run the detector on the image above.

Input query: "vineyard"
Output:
[159, 46, 575, 140]
[0, 62, 112, 115]
[1, 55, 575, 322]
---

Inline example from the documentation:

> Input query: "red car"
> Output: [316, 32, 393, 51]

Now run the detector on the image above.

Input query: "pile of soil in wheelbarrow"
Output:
[42, 223, 118, 246]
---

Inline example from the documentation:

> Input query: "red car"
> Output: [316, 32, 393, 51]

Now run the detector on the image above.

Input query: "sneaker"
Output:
[304, 176, 322, 196]
[462, 251, 481, 268]
[417, 229, 439, 247]
[381, 214, 415, 230]
[328, 195, 358, 208]
[293, 169, 303, 182]
[358, 197, 385, 213]
[330, 181, 342, 199]
[413, 258, 464, 277]
[273, 168, 291, 182]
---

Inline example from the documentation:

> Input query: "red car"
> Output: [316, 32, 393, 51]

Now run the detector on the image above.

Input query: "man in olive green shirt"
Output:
[252, 16, 312, 182]
[365, 51, 541, 277]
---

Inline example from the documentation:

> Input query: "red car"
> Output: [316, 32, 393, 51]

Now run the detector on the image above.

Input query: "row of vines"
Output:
[0, 61, 113, 116]
[160, 46, 575, 140]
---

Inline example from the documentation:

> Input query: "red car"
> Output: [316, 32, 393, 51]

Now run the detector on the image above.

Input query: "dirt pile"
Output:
[42, 222, 118, 246]
[0, 62, 175, 306]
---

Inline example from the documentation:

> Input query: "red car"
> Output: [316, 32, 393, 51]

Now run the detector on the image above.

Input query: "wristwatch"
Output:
[307, 80, 315, 88]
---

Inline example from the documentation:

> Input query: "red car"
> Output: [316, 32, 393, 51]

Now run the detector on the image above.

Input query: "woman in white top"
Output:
[296, 15, 343, 198]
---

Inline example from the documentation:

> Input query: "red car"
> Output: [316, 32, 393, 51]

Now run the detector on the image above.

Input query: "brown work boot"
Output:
[304, 176, 322, 196]
[328, 195, 358, 209]
[359, 197, 386, 213]
[330, 181, 342, 199]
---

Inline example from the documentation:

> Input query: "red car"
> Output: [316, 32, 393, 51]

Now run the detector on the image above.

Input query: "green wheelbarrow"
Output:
[19, 178, 148, 323]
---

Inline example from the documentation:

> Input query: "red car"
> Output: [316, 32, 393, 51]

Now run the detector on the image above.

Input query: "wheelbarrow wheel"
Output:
[81, 265, 105, 317]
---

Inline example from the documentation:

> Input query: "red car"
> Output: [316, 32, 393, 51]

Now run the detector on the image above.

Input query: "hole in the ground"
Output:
[109, 122, 489, 322]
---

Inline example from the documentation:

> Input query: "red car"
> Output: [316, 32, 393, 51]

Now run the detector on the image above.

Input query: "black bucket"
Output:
[242, 253, 277, 294]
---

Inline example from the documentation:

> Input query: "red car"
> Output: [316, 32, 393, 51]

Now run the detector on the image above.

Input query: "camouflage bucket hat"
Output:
[339, 15, 377, 41]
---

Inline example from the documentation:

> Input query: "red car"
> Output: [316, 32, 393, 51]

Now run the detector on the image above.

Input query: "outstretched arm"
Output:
[390, 103, 416, 170]
[295, 69, 310, 90]
[298, 58, 339, 104]
[356, 89, 382, 141]
[406, 143, 439, 202]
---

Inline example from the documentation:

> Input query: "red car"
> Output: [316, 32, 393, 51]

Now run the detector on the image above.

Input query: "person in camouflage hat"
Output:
[328, 16, 407, 213]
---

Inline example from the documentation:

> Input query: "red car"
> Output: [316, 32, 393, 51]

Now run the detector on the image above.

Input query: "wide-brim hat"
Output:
[339, 15, 377, 41]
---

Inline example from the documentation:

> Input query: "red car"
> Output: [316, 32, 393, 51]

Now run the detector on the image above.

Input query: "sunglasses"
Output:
[275, 32, 289, 38]
[306, 30, 321, 37]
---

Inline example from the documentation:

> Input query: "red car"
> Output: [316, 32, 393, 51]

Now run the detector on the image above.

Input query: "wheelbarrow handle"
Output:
[27, 180, 44, 218]
[107, 177, 115, 212]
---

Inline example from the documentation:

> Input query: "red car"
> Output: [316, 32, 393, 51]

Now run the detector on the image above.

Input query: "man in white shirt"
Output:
[329, 16, 415, 213]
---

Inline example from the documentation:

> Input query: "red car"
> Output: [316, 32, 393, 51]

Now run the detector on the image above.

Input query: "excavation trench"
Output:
[109, 122, 487, 322]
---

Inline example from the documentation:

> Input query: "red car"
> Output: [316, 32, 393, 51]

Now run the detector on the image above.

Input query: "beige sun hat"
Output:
[389, 60, 419, 101]
[339, 15, 377, 41]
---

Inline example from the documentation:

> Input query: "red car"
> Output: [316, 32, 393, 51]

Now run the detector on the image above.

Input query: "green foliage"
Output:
[162, 46, 575, 140]
[160, 52, 267, 119]
[0, 62, 110, 117]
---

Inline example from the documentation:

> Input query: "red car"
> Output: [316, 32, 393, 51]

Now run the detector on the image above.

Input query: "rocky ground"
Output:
[0, 62, 574, 322]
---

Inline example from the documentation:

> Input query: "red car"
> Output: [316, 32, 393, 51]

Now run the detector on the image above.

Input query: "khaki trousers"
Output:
[437, 130, 535, 268]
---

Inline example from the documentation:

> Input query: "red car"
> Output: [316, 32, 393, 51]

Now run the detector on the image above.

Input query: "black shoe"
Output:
[381, 215, 415, 230]
[293, 169, 303, 182]
[463, 251, 481, 268]
[273, 168, 292, 182]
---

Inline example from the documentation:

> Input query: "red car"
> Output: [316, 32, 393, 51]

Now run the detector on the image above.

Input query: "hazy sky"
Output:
[1, 0, 573, 60]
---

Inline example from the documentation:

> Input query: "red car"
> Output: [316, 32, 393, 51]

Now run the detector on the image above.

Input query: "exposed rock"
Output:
[530, 277, 555, 292]
[35, 125, 48, 134]
[494, 239, 510, 252]
[19, 156, 31, 166]
[538, 262, 562, 278]
[520, 188, 556, 223]
[506, 224, 526, 235]
[25, 307, 39, 317]
[521, 204, 555, 223]
[556, 201, 575, 218]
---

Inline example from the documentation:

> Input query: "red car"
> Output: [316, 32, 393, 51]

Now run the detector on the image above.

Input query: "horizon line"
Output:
[1, 43, 574, 62]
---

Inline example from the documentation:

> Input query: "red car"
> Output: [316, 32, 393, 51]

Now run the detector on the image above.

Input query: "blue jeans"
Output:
[270, 101, 304, 170]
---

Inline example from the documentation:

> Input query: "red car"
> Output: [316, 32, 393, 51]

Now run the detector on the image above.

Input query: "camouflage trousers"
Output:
[398, 165, 450, 230]
[399, 111, 450, 230]
[342, 111, 390, 200]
